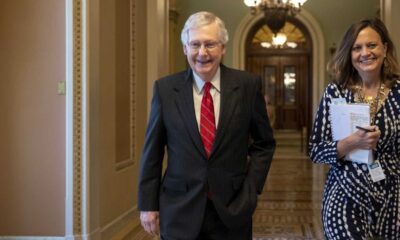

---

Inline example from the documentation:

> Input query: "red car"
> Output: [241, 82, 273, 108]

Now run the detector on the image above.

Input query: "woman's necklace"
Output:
[354, 83, 385, 124]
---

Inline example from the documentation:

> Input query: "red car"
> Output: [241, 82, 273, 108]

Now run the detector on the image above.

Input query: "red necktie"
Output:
[200, 82, 216, 158]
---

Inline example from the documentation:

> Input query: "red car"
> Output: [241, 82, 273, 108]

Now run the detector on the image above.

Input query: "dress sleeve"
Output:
[308, 84, 341, 165]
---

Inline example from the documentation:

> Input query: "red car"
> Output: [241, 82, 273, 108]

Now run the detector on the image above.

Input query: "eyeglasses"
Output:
[187, 41, 221, 52]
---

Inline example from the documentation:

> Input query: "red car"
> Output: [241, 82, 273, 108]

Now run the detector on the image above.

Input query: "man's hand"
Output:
[140, 211, 160, 236]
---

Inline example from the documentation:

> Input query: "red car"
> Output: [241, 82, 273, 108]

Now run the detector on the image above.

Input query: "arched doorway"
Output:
[245, 18, 312, 132]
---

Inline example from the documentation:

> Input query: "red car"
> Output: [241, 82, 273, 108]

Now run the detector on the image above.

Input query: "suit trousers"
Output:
[160, 199, 252, 240]
[196, 199, 252, 240]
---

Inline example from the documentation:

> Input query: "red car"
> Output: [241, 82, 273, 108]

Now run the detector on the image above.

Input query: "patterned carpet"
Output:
[252, 154, 325, 240]
[251, 130, 326, 240]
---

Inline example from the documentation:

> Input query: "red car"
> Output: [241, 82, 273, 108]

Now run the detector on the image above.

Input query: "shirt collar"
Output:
[193, 67, 221, 93]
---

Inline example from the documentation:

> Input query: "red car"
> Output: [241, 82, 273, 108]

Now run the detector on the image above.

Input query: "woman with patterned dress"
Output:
[309, 19, 400, 239]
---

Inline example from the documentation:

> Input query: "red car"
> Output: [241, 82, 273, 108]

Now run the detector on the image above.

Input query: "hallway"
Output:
[3, 1, 400, 238]
[131, 130, 326, 239]
[252, 130, 325, 239]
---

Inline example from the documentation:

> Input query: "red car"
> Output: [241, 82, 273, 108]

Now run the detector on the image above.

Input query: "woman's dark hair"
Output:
[327, 18, 399, 88]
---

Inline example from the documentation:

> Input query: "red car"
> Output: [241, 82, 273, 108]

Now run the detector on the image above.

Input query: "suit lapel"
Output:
[210, 66, 240, 157]
[174, 69, 207, 158]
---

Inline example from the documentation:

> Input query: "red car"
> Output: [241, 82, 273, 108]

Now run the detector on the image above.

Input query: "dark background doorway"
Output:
[247, 55, 308, 130]
[245, 18, 312, 133]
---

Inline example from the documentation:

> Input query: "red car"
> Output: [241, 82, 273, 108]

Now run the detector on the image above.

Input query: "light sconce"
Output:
[272, 33, 287, 46]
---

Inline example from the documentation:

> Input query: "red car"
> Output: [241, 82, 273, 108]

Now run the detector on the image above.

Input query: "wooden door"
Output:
[247, 55, 308, 130]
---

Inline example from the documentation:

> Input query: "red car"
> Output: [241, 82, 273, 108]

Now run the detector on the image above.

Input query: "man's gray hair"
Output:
[181, 11, 229, 45]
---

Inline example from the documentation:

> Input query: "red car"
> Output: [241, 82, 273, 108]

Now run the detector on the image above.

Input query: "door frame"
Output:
[244, 17, 312, 134]
[232, 8, 326, 121]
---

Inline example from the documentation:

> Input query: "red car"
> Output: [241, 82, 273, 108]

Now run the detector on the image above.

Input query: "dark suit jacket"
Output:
[138, 64, 275, 239]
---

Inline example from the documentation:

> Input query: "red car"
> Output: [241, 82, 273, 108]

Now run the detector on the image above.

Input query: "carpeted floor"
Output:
[252, 154, 325, 239]
[251, 130, 326, 240]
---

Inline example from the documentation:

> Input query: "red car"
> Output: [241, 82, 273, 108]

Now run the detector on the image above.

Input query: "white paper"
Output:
[330, 103, 373, 164]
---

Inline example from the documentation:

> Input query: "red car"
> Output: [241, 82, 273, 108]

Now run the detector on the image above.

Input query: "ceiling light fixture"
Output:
[272, 33, 287, 46]
[244, 0, 307, 34]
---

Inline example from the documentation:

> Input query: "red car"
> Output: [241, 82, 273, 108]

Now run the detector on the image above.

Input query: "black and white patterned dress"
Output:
[309, 80, 400, 239]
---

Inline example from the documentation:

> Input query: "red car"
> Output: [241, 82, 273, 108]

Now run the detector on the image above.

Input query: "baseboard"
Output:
[100, 206, 140, 240]
[0, 237, 64, 240]
[0, 233, 99, 240]
[0, 208, 139, 240]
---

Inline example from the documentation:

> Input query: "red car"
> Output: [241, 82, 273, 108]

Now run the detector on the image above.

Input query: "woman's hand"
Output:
[354, 125, 380, 150]
[337, 125, 380, 159]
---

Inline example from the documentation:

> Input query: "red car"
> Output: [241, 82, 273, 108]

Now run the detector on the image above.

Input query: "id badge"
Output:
[368, 161, 386, 182]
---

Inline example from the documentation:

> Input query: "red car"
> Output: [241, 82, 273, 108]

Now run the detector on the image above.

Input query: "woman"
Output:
[309, 19, 400, 239]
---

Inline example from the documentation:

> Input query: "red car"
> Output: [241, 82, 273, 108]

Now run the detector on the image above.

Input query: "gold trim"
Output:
[73, 0, 83, 234]
[130, 0, 136, 166]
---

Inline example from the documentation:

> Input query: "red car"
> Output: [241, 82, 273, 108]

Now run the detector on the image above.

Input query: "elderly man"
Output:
[138, 11, 275, 240]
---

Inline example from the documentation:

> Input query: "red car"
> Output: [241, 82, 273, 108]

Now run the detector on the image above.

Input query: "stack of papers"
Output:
[330, 102, 373, 164]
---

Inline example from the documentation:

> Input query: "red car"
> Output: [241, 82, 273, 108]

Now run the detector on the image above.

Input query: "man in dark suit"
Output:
[138, 11, 275, 240]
